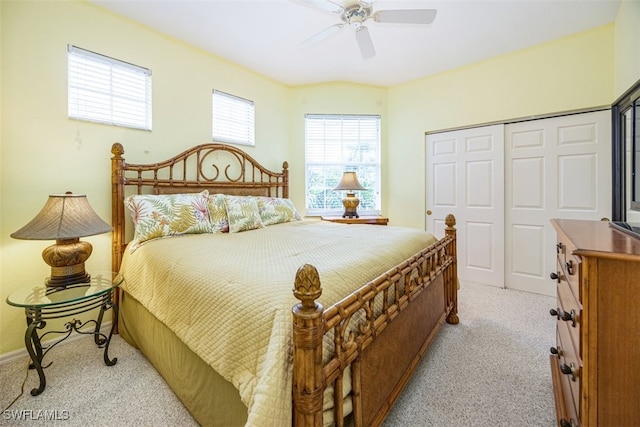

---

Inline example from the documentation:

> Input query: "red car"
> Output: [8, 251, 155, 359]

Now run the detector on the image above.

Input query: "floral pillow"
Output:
[125, 190, 211, 250]
[207, 193, 230, 233]
[256, 197, 302, 226]
[224, 195, 264, 233]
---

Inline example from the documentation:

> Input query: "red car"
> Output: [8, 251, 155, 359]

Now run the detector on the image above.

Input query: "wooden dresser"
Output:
[549, 219, 640, 427]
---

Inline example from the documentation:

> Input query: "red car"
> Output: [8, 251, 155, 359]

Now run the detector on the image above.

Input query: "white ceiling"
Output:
[90, 0, 621, 87]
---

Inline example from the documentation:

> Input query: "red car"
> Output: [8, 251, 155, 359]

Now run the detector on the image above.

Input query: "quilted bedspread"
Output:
[119, 220, 437, 426]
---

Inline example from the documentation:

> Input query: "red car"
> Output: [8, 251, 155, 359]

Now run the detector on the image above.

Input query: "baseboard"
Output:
[0, 322, 113, 366]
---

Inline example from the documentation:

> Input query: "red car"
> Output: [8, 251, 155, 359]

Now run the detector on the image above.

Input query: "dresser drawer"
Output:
[556, 249, 581, 302]
[562, 253, 581, 302]
[556, 324, 582, 420]
[556, 280, 581, 352]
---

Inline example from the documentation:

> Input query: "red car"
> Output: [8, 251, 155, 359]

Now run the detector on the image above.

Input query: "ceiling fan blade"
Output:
[300, 23, 345, 49]
[355, 26, 375, 59]
[294, 0, 344, 15]
[373, 9, 437, 25]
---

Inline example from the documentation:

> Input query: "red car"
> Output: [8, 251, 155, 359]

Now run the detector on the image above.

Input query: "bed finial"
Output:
[445, 213, 456, 229]
[292, 263, 325, 426]
[282, 160, 289, 170]
[111, 142, 124, 158]
[293, 264, 322, 309]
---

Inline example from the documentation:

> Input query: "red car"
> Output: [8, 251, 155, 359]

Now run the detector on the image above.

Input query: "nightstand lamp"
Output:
[333, 171, 366, 218]
[11, 192, 112, 288]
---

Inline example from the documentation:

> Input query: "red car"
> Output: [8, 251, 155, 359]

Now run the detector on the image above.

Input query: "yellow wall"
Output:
[386, 24, 615, 229]
[0, 1, 291, 355]
[614, 0, 640, 98]
[287, 83, 388, 211]
[1, 0, 637, 356]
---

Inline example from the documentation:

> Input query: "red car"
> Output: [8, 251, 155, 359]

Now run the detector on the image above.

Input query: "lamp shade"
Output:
[333, 171, 366, 191]
[11, 193, 112, 240]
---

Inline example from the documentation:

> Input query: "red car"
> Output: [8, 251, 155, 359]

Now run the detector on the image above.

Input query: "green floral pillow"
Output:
[256, 197, 302, 226]
[125, 190, 211, 250]
[207, 193, 230, 233]
[224, 195, 264, 233]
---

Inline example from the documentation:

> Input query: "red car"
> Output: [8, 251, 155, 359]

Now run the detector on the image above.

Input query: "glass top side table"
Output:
[6, 271, 123, 396]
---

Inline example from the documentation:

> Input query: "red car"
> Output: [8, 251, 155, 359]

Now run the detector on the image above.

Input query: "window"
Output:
[67, 45, 152, 131]
[212, 90, 255, 146]
[305, 114, 381, 216]
[612, 79, 640, 220]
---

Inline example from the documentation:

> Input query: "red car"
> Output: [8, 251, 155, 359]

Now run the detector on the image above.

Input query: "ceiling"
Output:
[90, 0, 621, 87]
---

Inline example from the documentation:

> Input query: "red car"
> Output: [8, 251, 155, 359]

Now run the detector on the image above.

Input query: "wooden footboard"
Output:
[292, 215, 458, 427]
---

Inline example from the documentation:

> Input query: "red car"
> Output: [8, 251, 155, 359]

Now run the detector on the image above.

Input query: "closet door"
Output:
[505, 110, 611, 296]
[426, 124, 505, 288]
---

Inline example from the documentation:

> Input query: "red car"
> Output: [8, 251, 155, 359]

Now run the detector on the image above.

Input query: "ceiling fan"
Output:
[297, 0, 437, 59]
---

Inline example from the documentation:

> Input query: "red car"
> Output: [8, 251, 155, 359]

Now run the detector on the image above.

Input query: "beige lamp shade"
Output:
[333, 172, 366, 218]
[12, 193, 112, 240]
[11, 193, 112, 287]
[333, 171, 366, 192]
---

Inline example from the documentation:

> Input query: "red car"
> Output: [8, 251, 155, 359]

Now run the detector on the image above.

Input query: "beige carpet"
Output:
[0, 281, 556, 426]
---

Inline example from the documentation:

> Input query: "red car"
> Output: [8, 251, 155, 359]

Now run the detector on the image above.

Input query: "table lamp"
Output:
[11, 192, 112, 288]
[333, 171, 366, 218]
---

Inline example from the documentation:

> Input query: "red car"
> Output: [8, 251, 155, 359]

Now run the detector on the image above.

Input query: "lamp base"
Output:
[341, 192, 360, 218]
[46, 270, 91, 288]
[42, 239, 93, 288]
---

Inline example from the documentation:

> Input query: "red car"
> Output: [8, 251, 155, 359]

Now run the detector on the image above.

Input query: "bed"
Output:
[110, 142, 458, 427]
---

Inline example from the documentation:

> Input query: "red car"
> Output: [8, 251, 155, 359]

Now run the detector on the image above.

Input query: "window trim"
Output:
[612, 78, 640, 220]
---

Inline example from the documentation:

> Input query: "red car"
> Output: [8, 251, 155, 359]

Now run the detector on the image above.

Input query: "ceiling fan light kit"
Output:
[298, 0, 437, 59]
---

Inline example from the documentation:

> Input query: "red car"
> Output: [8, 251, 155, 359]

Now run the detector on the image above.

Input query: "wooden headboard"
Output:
[110, 142, 289, 272]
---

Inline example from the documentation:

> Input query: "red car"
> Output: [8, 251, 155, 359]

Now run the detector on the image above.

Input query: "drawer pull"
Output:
[560, 419, 577, 427]
[550, 272, 559, 281]
[549, 308, 577, 327]
[560, 362, 578, 381]
[565, 260, 574, 275]
[556, 243, 563, 254]
[550, 346, 562, 358]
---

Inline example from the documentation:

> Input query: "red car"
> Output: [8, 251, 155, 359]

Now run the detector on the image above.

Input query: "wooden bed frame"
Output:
[111, 142, 459, 427]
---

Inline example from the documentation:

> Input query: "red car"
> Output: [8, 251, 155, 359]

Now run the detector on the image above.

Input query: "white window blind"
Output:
[305, 114, 381, 216]
[68, 45, 152, 131]
[212, 90, 255, 146]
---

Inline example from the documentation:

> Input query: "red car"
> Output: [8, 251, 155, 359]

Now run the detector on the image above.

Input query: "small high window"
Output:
[212, 90, 255, 146]
[67, 45, 152, 131]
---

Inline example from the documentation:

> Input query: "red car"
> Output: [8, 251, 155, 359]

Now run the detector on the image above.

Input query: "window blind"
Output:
[305, 114, 381, 215]
[212, 90, 255, 146]
[68, 45, 152, 131]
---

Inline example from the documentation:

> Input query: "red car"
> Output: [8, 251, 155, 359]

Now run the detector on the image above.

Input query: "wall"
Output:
[614, 0, 640, 99]
[287, 83, 388, 213]
[385, 24, 615, 230]
[0, 1, 291, 355]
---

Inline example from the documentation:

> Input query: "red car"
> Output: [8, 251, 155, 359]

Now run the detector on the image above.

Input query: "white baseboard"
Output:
[0, 322, 113, 366]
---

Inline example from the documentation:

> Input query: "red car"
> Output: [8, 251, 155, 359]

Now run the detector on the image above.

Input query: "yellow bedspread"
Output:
[119, 220, 437, 427]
